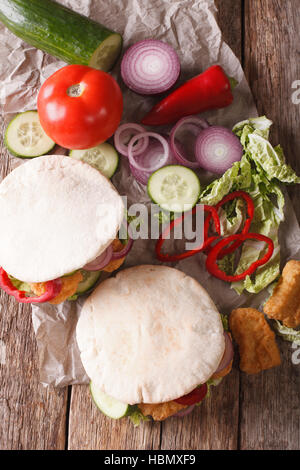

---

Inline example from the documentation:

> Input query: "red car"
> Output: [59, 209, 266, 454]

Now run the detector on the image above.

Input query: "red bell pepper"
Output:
[205, 233, 274, 283]
[155, 205, 221, 262]
[141, 65, 234, 126]
[0, 268, 62, 304]
[174, 383, 208, 406]
[205, 190, 255, 259]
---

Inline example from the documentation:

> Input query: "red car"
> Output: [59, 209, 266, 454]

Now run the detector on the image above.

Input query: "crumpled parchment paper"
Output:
[0, 0, 299, 386]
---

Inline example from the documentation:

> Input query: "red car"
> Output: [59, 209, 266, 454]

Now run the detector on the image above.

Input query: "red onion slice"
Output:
[112, 221, 134, 260]
[194, 126, 243, 174]
[214, 331, 234, 375]
[114, 123, 149, 157]
[121, 39, 180, 95]
[128, 132, 169, 173]
[83, 245, 113, 271]
[173, 405, 196, 418]
[170, 116, 210, 168]
[111, 237, 134, 260]
[129, 135, 183, 185]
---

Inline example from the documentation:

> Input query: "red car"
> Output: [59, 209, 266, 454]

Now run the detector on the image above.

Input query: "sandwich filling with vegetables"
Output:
[0, 155, 131, 304]
[76, 265, 233, 424]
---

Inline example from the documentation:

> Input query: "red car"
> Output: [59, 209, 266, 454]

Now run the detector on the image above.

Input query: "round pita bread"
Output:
[0, 155, 124, 282]
[76, 265, 225, 404]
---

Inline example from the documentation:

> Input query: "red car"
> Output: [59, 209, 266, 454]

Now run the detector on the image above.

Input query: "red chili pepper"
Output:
[205, 233, 274, 283]
[205, 190, 255, 258]
[0, 268, 62, 303]
[156, 205, 221, 262]
[141, 65, 234, 126]
[174, 383, 208, 406]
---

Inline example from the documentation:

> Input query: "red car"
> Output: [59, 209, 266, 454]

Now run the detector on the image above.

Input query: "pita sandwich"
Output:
[0, 155, 127, 304]
[76, 265, 233, 422]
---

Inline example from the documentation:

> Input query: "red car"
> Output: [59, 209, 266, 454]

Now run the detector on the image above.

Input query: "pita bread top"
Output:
[0, 155, 124, 282]
[76, 265, 225, 404]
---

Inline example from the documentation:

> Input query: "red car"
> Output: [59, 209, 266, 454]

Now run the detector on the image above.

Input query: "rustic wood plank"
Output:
[0, 281, 68, 450]
[215, 0, 243, 62]
[160, 369, 240, 450]
[241, 0, 300, 450]
[68, 385, 161, 450]
[0, 134, 68, 450]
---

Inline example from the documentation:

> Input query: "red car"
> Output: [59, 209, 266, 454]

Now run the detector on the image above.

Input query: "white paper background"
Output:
[0, 0, 299, 386]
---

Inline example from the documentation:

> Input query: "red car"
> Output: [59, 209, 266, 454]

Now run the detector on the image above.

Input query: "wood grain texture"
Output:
[160, 369, 240, 450]
[0, 279, 68, 450]
[244, 0, 300, 216]
[68, 385, 161, 450]
[215, 0, 243, 61]
[240, 0, 300, 450]
[0, 134, 68, 450]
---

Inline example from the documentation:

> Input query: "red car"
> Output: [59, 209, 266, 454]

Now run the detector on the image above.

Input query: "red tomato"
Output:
[37, 64, 123, 149]
[174, 383, 208, 406]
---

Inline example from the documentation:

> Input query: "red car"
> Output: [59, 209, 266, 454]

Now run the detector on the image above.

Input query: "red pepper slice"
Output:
[155, 205, 221, 262]
[141, 65, 234, 126]
[0, 268, 62, 303]
[205, 191, 255, 258]
[205, 233, 274, 283]
[174, 384, 208, 406]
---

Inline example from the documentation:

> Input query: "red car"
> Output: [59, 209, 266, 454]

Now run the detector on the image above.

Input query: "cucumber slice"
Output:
[76, 270, 102, 295]
[69, 143, 119, 179]
[89, 34, 123, 72]
[4, 111, 55, 158]
[147, 165, 201, 212]
[90, 381, 130, 419]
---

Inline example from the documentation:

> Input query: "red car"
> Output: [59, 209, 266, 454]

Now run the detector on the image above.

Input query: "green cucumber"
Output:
[147, 165, 201, 213]
[5, 111, 55, 158]
[76, 270, 102, 295]
[0, 0, 122, 72]
[90, 382, 130, 419]
[69, 143, 119, 179]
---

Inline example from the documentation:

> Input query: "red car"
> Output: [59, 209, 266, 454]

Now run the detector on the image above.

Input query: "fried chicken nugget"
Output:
[102, 239, 126, 273]
[229, 308, 281, 374]
[264, 260, 300, 328]
[29, 271, 83, 305]
[138, 401, 187, 421]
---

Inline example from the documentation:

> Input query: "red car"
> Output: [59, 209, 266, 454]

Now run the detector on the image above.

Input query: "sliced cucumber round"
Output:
[90, 381, 130, 419]
[89, 34, 123, 72]
[4, 111, 55, 158]
[76, 270, 102, 295]
[147, 165, 201, 213]
[69, 143, 119, 179]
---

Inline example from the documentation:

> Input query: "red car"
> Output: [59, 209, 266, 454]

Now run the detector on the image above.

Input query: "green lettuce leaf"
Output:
[128, 408, 150, 427]
[247, 134, 300, 184]
[273, 320, 300, 346]
[9, 276, 32, 293]
[206, 377, 223, 399]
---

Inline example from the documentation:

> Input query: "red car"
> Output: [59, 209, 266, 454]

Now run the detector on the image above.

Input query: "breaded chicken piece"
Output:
[229, 308, 281, 374]
[102, 238, 126, 273]
[264, 260, 300, 328]
[30, 271, 83, 305]
[211, 360, 233, 380]
[138, 401, 187, 421]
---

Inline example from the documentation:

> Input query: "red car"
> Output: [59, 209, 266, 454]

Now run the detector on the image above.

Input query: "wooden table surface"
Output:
[0, 0, 299, 451]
